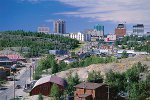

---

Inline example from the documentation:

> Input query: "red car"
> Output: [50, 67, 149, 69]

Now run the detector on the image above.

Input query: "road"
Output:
[0, 63, 33, 100]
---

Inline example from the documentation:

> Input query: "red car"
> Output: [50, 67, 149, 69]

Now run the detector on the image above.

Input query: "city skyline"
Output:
[0, 0, 150, 34]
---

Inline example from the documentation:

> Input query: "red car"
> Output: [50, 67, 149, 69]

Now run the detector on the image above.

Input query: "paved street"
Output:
[0, 63, 33, 100]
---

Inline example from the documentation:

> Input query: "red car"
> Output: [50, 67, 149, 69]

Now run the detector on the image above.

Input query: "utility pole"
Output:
[127, 79, 130, 99]
[107, 85, 109, 100]
[30, 65, 32, 81]
[5, 95, 7, 100]
[32, 61, 35, 80]
[14, 74, 15, 99]
[11, 64, 17, 99]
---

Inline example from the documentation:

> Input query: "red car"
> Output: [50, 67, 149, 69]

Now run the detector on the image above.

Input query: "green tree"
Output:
[0, 30, 79, 57]
[66, 73, 80, 96]
[50, 84, 61, 100]
[121, 51, 128, 58]
[87, 70, 103, 83]
[38, 94, 43, 100]
[51, 62, 59, 74]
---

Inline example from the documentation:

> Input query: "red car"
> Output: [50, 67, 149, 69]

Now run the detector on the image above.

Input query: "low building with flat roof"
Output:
[74, 82, 108, 100]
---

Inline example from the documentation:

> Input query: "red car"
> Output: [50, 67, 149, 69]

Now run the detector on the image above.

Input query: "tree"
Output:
[105, 63, 150, 100]
[50, 84, 61, 100]
[121, 51, 128, 58]
[87, 70, 103, 83]
[38, 94, 43, 100]
[51, 61, 58, 74]
[66, 73, 80, 96]
[0, 30, 79, 57]
[105, 70, 126, 97]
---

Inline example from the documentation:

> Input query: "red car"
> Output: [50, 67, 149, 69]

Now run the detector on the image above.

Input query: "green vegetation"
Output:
[38, 94, 43, 100]
[34, 55, 116, 80]
[115, 35, 150, 53]
[0, 30, 79, 57]
[66, 73, 80, 96]
[33, 55, 58, 80]
[50, 84, 62, 100]
[105, 62, 150, 100]
[71, 42, 85, 52]
[87, 70, 103, 83]
[65, 56, 116, 70]
[121, 51, 128, 58]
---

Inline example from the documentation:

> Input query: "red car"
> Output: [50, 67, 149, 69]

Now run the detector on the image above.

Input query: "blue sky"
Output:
[0, 0, 150, 34]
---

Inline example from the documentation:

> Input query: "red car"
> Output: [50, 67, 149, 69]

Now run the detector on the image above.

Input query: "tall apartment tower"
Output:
[94, 24, 104, 37]
[133, 24, 144, 36]
[54, 19, 66, 34]
[115, 24, 126, 38]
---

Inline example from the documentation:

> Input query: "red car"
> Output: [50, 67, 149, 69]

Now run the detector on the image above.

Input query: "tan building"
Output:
[74, 82, 108, 100]
[37, 26, 50, 34]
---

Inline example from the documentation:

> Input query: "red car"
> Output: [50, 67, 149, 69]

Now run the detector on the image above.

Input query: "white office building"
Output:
[70, 32, 91, 42]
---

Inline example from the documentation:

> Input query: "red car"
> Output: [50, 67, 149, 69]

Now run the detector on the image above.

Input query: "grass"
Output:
[70, 42, 85, 53]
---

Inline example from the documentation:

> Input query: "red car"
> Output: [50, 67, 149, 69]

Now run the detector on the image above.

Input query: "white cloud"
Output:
[56, 0, 150, 25]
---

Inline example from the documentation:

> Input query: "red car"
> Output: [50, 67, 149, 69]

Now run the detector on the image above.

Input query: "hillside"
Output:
[0, 30, 79, 57]
[56, 55, 150, 80]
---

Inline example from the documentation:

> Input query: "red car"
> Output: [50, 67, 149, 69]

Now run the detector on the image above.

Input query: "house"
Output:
[49, 50, 68, 56]
[30, 75, 67, 96]
[63, 58, 77, 64]
[74, 82, 108, 100]
[0, 56, 14, 70]
[0, 54, 26, 63]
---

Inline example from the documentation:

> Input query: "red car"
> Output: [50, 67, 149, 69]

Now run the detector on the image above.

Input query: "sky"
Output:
[0, 0, 150, 34]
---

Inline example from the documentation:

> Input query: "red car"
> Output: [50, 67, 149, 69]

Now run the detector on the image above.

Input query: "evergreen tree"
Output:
[87, 70, 103, 83]
[38, 94, 43, 100]
[121, 51, 128, 58]
[66, 73, 80, 96]
[50, 84, 61, 100]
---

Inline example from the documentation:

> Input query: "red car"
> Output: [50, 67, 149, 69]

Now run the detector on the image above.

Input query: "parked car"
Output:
[15, 63, 26, 68]
[0, 87, 7, 90]
[15, 85, 21, 89]
[7, 76, 13, 81]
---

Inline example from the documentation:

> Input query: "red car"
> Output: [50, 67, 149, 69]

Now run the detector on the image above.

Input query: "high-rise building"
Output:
[133, 24, 144, 36]
[94, 24, 104, 37]
[115, 24, 126, 38]
[37, 26, 50, 34]
[54, 19, 66, 34]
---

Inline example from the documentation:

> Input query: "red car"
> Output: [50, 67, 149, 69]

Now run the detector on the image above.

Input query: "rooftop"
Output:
[75, 82, 106, 90]
[117, 24, 125, 28]
[32, 75, 67, 89]
[78, 94, 92, 98]
[133, 24, 144, 27]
